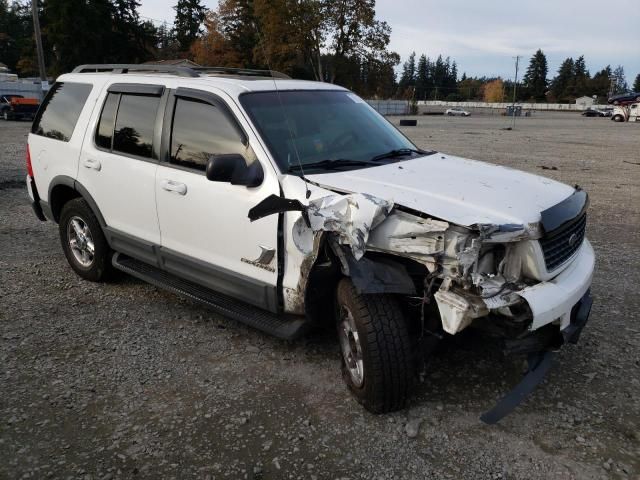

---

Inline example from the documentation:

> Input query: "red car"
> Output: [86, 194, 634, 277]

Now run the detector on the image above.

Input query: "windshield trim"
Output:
[237, 89, 423, 175]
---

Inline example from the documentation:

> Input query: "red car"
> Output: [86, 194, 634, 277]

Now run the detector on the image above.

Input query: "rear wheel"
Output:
[336, 278, 413, 413]
[59, 198, 112, 282]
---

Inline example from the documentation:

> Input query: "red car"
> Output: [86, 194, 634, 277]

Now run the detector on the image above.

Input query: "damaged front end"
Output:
[249, 185, 594, 422]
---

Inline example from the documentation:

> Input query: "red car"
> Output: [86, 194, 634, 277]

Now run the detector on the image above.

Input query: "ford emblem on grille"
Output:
[568, 233, 578, 247]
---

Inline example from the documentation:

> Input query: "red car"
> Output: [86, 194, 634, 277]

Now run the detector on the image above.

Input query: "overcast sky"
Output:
[139, 0, 640, 84]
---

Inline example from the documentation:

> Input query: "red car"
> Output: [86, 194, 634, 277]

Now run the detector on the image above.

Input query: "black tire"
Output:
[336, 278, 413, 413]
[612, 114, 624, 122]
[59, 198, 112, 282]
[2, 110, 10, 121]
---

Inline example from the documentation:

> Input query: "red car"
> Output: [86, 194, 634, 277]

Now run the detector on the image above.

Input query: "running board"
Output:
[112, 253, 309, 340]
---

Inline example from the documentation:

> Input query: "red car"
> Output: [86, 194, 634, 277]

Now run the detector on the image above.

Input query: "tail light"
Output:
[26, 144, 34, 178]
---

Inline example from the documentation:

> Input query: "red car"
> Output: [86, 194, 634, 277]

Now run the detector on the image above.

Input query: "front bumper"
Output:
[517, 239, 595, 332]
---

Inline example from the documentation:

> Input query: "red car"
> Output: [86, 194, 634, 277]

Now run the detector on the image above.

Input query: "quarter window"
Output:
[170, 97, 250, 171]
[32, 82, 92, 142]
[95, 93, 119, 149]
[112, 94, 160, 159]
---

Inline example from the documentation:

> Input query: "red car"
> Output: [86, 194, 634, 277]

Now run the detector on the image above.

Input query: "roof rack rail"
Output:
[72, 64, 199, 77]
[190, 66, 291, 79]
[71, 64, 291, 79]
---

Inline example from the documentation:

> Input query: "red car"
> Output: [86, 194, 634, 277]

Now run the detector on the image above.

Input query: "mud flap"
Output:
[480, 350, 554, 424]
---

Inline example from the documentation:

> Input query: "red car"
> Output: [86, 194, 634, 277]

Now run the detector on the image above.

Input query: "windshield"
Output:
[239, 90, 420, 172]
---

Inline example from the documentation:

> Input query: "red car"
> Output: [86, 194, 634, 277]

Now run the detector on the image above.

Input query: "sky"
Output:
[139, 0, 640, 85]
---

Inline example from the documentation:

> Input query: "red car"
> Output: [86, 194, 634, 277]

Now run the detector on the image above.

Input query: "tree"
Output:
[173, 0, 206, 52]
[573, 55, 590, 97]
[612, 65, 628, 94]
[550, 57, 575, 102]
[398, 51, 416, 92]
[589, 65, 612, 99]
[522, 49, 548, 101]
[634, 73, 640, 92]
[414, 54, 429, 100]
[191, 0, 398, 97]
[483, 79, 504, 103]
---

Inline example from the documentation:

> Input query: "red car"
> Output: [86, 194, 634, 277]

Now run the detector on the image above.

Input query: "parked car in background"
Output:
[581, 108, 606, 117]
[445, 107, 470, 116]
[0, 94, 40, 120]
[601, 107, 614, 117]
[608, 92, 640, 105]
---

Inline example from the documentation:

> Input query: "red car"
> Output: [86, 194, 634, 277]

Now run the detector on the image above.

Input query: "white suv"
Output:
[27, 64, 594, 419]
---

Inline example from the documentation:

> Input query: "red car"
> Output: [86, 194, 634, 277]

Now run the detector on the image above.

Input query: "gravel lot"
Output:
[1, 112, 639, 479]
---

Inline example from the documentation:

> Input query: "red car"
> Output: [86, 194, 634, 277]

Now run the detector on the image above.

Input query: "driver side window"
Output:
[169, 97, 251, 171]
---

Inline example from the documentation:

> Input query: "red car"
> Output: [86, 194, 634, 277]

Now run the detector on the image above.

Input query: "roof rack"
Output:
[72, 64, 291, 79]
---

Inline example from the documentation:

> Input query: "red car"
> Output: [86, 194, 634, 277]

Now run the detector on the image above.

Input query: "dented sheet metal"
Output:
[293, 193, 393, 260]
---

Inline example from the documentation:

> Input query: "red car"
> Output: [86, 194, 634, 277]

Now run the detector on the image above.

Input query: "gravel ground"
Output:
[1, 112, 639, 479]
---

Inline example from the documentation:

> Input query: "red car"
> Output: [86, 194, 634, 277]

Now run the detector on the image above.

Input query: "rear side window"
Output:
[95, 93, 119, 149]
[32, 82, 92, 142]
[113, 94, 160, 159]
[170, 97, 248, 171]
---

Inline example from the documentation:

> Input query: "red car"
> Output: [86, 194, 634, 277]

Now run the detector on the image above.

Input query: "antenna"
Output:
[253, 24, 312, 199]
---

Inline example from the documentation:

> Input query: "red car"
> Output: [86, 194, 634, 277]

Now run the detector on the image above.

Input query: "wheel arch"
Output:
[48, 176, 107, 229]
[302, 235, 425, 326]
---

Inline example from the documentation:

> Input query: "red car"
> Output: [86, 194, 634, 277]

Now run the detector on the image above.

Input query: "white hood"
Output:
[306, 153, 575, 227]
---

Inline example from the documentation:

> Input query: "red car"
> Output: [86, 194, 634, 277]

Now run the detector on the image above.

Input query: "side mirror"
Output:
[205, 154, 264, 187]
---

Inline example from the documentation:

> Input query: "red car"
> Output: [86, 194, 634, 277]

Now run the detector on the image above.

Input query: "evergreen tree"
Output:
[399, 51, 416, 91]
[573, 55, 590, 97]
[551, 57, 574, 102]
[432, 54, 446, 98]
[612, 65, 628, 94]
[634, 73, 640, 92]
[174, 0, 206, 52]
[589, 65, 612, 99]
[415, 54, 429, 100]
[522, 49, 548, 101]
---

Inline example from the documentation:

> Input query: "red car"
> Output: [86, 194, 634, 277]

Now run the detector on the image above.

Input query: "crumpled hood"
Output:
[306, 153, 575, 227]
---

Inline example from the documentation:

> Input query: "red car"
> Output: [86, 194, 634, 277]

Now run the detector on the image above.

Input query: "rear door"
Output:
[155, 88, 281, 311]
[29, 81, 95, 197]
[77, 83, 165, 261]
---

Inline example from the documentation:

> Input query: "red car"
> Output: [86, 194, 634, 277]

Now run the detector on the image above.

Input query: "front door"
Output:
[155, 89, 281, 311]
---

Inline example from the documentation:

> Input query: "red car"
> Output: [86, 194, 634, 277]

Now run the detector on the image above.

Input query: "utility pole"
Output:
[511, 56, 521, 129]
[31, 0, 48, 91]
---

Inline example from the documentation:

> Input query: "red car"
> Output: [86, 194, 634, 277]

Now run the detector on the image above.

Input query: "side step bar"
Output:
[112, 253, 309, 340]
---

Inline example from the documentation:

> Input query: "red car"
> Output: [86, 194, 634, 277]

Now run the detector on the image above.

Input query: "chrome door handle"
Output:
[160, 179, 187, 196]
[83, 158, 101, 171]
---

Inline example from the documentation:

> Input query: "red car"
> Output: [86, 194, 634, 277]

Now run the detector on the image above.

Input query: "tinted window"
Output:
[113, 94, 160, 158]
[32, 82, 92, 142]
[170, 98, 249, 171]
[95, 93, 119, 149]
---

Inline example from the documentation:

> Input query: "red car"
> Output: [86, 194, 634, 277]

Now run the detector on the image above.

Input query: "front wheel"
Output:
[612, 114, 624, 122]
[59, 198, 112, 282]
[336, 278, 413, 413]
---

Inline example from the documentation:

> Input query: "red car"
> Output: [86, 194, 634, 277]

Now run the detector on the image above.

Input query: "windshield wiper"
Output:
[370, 148, 431, 162]
[288, 158, 378, 172]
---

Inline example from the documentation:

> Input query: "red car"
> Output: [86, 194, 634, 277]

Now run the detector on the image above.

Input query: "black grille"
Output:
[539, 212, 587, 271]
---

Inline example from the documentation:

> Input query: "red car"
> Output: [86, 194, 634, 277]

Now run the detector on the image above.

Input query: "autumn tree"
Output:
[483, 79, 504, 102]
[191, 0, 398, 97]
